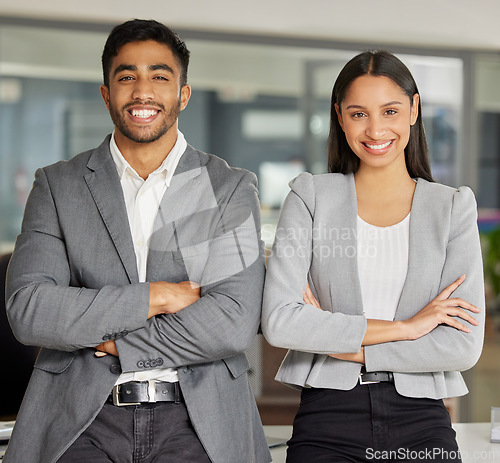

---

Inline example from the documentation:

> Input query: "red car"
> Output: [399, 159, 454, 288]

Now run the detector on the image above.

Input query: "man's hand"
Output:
[94, 340, 118, 357]
[148, 281, 201, 318]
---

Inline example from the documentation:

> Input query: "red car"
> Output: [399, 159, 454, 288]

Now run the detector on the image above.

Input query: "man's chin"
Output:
[119, 128, 168, 145]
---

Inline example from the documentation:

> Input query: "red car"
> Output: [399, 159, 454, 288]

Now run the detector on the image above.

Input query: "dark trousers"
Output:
[57, 401, 211, 463]
[287, 382, 461, 463]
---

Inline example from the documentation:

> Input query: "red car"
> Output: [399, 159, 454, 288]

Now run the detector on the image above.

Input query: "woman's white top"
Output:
[356, 213, 410, 321]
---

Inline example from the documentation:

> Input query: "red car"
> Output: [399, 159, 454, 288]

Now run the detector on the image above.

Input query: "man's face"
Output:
[100, 40, 190, 145]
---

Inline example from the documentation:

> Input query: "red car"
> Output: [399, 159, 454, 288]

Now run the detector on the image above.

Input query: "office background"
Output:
[1, 0, 500, 424]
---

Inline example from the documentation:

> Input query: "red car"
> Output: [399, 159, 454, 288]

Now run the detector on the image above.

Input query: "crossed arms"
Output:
[6, 164, 265, 371]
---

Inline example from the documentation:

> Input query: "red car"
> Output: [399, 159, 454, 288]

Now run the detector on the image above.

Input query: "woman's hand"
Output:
[402, 274, 480, 340]
[303, 282, 322, 309]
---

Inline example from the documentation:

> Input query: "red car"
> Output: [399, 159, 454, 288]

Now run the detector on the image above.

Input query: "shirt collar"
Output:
[109, 130, 187, 187]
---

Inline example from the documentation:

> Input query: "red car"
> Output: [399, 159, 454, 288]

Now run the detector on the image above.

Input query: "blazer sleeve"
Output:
[261, 173, 367, 354]
[115, 171, 266, 371]
[6, 167, 150, 352]
[364, 186, 485, 373]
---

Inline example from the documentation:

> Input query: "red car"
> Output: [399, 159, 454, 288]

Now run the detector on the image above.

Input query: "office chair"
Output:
[0, 252, 39, 419]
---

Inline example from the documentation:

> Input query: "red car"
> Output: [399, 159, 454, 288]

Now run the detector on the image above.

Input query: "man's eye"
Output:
[118, 76, 133, 81]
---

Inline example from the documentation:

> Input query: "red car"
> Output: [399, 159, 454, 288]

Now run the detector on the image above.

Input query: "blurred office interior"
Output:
[1, 1, 500, 425]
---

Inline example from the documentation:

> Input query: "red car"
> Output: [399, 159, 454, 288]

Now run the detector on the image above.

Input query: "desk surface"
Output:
[265, 423, 500, 463]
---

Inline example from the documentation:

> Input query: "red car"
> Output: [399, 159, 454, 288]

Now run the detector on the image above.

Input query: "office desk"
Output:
[265, 423, 500, 462]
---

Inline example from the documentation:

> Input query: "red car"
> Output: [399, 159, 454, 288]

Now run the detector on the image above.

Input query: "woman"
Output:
[262, 50, 484, 463]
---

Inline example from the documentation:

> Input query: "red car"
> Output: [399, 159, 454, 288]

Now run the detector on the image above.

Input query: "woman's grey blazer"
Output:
[262, 172, 485, 399]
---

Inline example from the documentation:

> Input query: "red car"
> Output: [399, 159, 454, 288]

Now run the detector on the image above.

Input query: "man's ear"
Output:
[100, 84, 110, 110]
[179, 84, 191, 111]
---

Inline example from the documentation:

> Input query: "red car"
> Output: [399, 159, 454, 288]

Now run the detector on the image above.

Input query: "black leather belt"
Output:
[108, 381, 182, 406]
[359, 368, 394, 385]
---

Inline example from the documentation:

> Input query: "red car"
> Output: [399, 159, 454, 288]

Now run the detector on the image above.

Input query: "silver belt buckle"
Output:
[359, 374, 380, 385]
[112, 384, 141, 407]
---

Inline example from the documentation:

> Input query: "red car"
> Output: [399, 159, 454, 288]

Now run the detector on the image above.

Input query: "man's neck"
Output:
[114, 127, 178, 180]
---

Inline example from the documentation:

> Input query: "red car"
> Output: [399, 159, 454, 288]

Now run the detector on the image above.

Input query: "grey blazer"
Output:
[5, 136, 271, 463]
[262, 172, 485, 400]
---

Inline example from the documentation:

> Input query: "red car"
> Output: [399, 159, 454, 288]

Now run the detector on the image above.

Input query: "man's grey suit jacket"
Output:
[5, 136, 271, 463]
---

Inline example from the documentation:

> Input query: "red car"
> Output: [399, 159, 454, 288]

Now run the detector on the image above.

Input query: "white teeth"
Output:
[131, 109, 158, 118]
[365, 141, 392, 150]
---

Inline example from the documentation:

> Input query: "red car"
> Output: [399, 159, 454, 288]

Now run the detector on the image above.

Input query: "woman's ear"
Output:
[335, 103, 344, 131]
[410, 93, 419, 126]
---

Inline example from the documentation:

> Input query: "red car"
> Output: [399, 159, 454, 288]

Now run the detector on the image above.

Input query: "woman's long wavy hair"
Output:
[327, 50, 433, 182]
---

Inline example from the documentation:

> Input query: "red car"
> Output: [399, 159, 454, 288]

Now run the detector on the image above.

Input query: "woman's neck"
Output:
[354, 163, 416, 227]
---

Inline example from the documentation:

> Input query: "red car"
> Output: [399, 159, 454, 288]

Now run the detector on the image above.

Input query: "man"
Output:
[5, 19, 270, 463]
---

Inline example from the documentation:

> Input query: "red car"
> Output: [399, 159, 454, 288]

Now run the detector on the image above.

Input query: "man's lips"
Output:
[126, 106, 160, 123]
[129, 108, 159, 118]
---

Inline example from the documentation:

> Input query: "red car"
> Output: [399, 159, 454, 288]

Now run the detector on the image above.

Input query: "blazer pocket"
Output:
[34, 348, 77, 374]
[222, 353, 250, 379]
[174, 240, 210, 260]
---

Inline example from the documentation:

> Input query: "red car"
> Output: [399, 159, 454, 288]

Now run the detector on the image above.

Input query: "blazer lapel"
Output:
[338, 174, 364, 316]
[84, 137, 139, 284]
[394, 178, 437, 320]
[318, 174, 363, 316]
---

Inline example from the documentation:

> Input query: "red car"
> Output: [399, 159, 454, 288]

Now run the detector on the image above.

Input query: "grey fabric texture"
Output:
[262, 172, 485, 399]
[5, 136, 270, 463]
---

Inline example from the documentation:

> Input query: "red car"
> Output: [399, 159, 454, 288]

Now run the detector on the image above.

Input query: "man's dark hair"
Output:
[101, 19, 190, 88]
[328, 50, 433, 182]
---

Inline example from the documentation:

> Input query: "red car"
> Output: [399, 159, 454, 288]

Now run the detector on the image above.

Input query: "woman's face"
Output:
[335, 75, 419, 172]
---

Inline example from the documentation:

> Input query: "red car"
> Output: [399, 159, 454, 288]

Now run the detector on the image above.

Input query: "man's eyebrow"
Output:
[149, 64, 175, 74]
[113, 64, 137, 76]
[112, 63, 175, 76]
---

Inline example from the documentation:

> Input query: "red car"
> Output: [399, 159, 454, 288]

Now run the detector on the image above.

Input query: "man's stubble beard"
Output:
[109, 96, 181, 144]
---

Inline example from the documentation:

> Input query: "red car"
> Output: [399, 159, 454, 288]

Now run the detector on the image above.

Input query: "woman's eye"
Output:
[352, 112, 365, 118]
[385, 109, 397, 115]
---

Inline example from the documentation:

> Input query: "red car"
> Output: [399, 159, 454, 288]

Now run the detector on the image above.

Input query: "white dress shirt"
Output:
[109, 130, 187, 385]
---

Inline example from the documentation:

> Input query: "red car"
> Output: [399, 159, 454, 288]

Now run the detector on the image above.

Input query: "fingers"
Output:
[440, 315, 473, 333]
[437, 274, 466, 301]
[435, 300, 481, 333]
[444, 297, 481, 314]
[303, 283, 321, 309]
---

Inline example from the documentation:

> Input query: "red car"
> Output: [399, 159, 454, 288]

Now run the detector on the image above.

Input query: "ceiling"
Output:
[0, 0, 499, 51]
